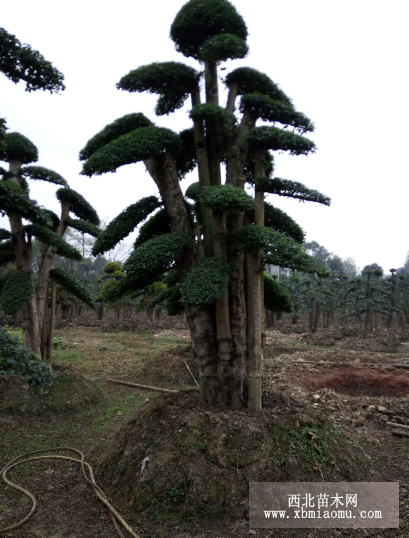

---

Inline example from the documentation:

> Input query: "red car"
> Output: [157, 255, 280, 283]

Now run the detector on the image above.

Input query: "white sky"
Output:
[1, 0, 408, 274]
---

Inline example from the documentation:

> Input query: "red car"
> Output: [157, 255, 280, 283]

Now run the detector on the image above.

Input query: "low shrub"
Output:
[0, 326, 55, 386]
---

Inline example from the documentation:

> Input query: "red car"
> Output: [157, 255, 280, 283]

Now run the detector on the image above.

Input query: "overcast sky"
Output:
[1, 0, 408, 274]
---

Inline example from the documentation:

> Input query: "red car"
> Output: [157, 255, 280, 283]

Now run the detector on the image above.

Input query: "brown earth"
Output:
[0, 324, 409, 537]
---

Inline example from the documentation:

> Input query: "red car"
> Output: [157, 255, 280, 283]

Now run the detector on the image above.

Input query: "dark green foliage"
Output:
[0, 238, 15, 266]
[0, 132, 38, 164]
[56, 188, 100, 225]
[124, 232, 191, 288]
[257, 177, 330, 206]
[155, 93, 189, 116]
[0, 181, 48, 226]
[102, 233, 190, 302]
[50, 268, 96, 309]
[0, 240, 14, 253]
[0, 117, 6, 140]
[199, 34, 248, 62]
[0, 271, 33, 315]
[43, 210, 60, 231]
[101, 278, 134, 303]
[240, 94, 314, 134]
[165, 285, 184, 316]
[110, 270, 125, 279]
[81, 126, 183, 177]
[180, 257, 230, 305]
[225, 67, 292, 105]
[175, 128, 197, 178]
[164, 269, 179, 288]
[79, 113, 153, 161]
[233, 225, 330, 277]
[21, 165, 68, 186]
[92, 196, 161, 255]
[0, 229, 12, 241]
[247, 126, 316, 155]
[264, 203, 304, 243]
[0, 250, 15, 266]
[29, 224, 82, 261]
[170, 0, 248, 60]
[0, 27, 65, 93]
[264, 273, 292, 313]
[185, 182, 201, 201]
[244, 202, 305, 243]
[190, 103, 234, 125]
[197, 184, 255, 213]
[0, 327, 54, 386]
[65, 218, 100, 238]
[134, 209, 171, 248]
[243, 151, 274, 184]
[117, 62, 198, 116]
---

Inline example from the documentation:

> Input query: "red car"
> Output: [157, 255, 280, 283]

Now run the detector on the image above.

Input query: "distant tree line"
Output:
[270, 240, 409, 336]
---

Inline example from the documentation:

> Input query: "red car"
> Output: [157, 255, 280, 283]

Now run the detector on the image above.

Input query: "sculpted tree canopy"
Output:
[0, 132, 98, 363]
[0, 27, 65, 93]
[80, 0, 330, 411]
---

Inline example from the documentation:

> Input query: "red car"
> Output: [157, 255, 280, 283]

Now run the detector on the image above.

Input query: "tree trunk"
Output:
[46, 277, 56, 365]
[8, 160, 42, 356]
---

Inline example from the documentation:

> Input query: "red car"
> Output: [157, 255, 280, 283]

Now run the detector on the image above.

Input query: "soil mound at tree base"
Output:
[97, 391, 376, 526]
[0, 368, 104, 415]
[133, 345, 198, 391]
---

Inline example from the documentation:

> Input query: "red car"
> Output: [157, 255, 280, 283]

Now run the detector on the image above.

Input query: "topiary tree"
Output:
[0, 131, 98, 362]
[0, 27, 65, 93]
[80, 0, 330, 411]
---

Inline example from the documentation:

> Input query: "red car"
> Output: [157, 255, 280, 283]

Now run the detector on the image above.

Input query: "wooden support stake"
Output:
[386, 422, 409, 431]
[185, 361, 199, 388]
[108, 379, 178, 394]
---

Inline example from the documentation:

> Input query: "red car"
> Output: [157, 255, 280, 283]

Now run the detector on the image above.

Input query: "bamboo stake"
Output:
[107, 379, 178, 393]
[386, 422, 409, 431]
[184, 361, 199, 388]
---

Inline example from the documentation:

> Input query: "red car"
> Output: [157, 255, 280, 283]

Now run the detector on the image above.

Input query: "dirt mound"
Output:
[133, 346, 198, 391]
[0, 368, 104, 415]
[338, 335, 401, 353]
[96, 392, 376, 523]
[303, 367, 409, 398]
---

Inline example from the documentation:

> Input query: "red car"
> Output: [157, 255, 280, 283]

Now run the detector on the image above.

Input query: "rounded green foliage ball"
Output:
[170, 0, 248, 59]
[103, 262, 122, 274]
[2, 266, 16, 278]
[0, 132, 38, 164]
[199, 34, 248, 62]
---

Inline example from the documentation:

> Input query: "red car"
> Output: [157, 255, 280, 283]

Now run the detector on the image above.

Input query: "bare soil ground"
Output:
[0, 324, 409, 537]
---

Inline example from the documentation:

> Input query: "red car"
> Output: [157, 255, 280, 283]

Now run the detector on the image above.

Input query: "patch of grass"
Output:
[53, 351, 82, 364]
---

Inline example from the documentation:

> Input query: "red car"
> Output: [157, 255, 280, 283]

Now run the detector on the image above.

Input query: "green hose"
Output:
[0, 447, 140, 537]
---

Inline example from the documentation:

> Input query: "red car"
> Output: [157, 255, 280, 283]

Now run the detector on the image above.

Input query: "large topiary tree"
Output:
[0, 132, 98, 362]
[80, 0, 330, 411]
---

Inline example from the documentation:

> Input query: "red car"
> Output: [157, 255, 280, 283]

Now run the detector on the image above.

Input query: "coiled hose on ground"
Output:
[0, 447, 140, 537]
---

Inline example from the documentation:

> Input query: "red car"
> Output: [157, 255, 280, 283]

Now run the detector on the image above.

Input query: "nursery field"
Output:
[1, 324, 409, 538]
